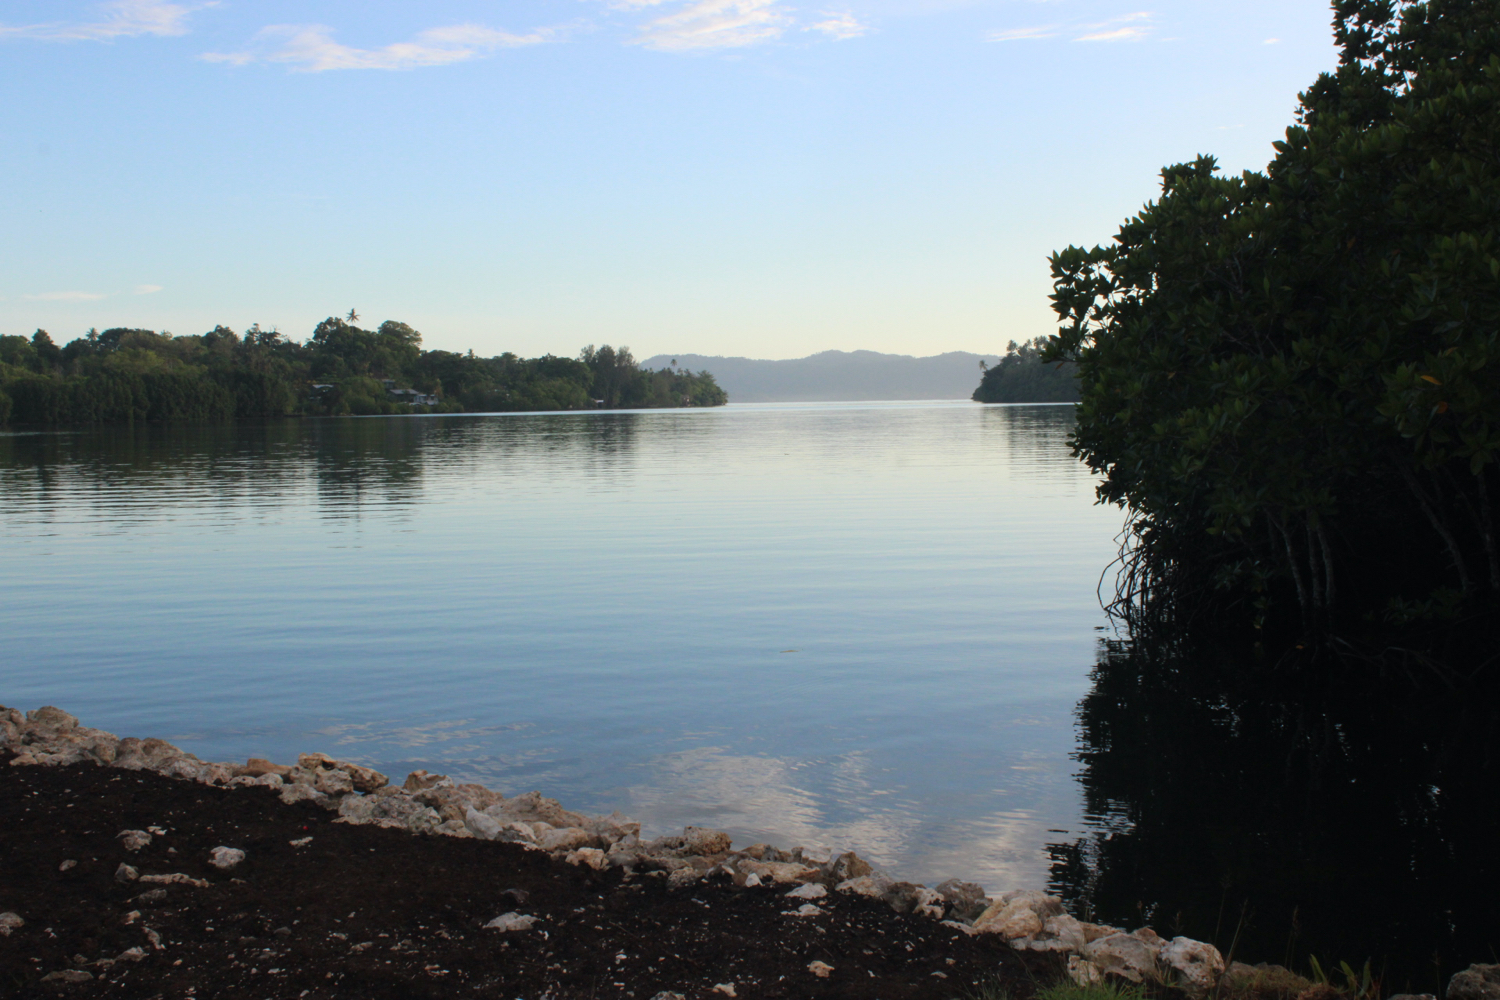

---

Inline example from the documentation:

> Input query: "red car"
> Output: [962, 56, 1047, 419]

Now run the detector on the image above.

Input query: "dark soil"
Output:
[0, 750, 1047, 999]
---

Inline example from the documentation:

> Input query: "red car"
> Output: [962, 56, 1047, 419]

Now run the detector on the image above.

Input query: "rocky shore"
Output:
[3, 705, 1495, 1000]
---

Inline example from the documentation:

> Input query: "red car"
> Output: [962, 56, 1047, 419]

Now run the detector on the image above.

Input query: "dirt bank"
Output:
[0, 749, 1046, 999]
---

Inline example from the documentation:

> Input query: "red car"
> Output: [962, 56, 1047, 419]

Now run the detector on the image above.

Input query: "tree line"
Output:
[0, 317, 726, 425]
[1044, 0, 1500, 639]
[971, 337, 1080, 403]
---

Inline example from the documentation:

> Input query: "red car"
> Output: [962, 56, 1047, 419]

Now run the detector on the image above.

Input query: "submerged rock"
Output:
[0, 912, 23, 936]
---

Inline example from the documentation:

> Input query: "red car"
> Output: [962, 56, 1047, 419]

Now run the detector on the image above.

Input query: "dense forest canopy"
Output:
[1045, 0, 1500, 635]
[971, 338, 1080, 404]
[0, 318, 726, 424]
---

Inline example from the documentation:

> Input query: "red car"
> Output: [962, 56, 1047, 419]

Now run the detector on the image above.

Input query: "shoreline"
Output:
[3, 704, 1491, 1000]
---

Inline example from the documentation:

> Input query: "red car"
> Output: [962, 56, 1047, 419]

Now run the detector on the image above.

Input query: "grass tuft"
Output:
[1036, 980, 1147, 1000]
[950, 974, 1013, 1000]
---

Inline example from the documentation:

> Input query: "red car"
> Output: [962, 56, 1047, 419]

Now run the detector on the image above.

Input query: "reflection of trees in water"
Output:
[307, 412, 643, 514]
[307, 418, 427, 517]
[1049, 637, 1500, 991]
[0, 414, 647, 522]
[581, 412, 639, 457]
[979, 404, 1077, 468]
[0, 422, 311, 520]
[458, 411, 641, 488]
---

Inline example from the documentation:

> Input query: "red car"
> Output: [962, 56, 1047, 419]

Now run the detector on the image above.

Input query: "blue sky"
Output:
[1, 0, 1337, 359]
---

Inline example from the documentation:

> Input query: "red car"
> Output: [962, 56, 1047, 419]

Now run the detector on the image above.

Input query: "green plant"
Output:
[950, 974, 1013, 1000]
[1036, 979, 1147, 1000]
[1308, 956, 1381, 1000]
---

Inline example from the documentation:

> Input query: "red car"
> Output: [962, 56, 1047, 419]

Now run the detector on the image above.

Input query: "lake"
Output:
[0, 401, 1121, 893]
[6, 400, 1497, 986]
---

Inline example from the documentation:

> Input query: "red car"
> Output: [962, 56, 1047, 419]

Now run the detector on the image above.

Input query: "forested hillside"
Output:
[0, 319, 725, 424]
[971, 338, 1079, 403]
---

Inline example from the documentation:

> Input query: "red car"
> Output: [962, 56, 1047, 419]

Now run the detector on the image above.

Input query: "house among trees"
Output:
[382, 379, 438, 407]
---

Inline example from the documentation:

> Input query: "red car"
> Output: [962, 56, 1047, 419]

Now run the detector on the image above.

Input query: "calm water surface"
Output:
[0, 401, 1120, 891]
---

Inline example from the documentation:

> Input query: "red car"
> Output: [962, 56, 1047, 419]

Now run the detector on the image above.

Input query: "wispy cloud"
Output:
[989, 11, 1155, 45]
[133, 284, 163, 295]
[23, 291, 105, 301]
[988, 24, 1060, 42]
[202, 22, 551, 72]
[630, 0, 792, 52]
[0, 0, 209, 42]
[1263, 37, 1280, 44]
[806, 11, 867, 41]
[1075, 12, 1153, 42]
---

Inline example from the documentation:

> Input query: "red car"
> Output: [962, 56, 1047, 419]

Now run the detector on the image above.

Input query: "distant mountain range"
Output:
[639, 350, 1001, 403]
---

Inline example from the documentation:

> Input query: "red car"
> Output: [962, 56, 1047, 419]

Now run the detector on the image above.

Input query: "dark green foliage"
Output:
[216, 369, 299, 419]
[971, 338, 1080, 403]
[0, 319, 727, 426]
[32, 330, 62, 370]
[628, 364, 729, 408]
[580, 344, 637, 408]
[3, 371, 235, 424]
[578, 345, 728, 408]
[452, 352, 597, 412]
[1046, 0, 1500, 628]
[0, 335, 39, 371]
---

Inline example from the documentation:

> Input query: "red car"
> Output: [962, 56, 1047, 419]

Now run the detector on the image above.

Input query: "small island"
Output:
[0, 317, 727, 425]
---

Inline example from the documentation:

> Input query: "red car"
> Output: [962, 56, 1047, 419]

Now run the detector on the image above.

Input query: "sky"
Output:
[1, 0, 1338, 360]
